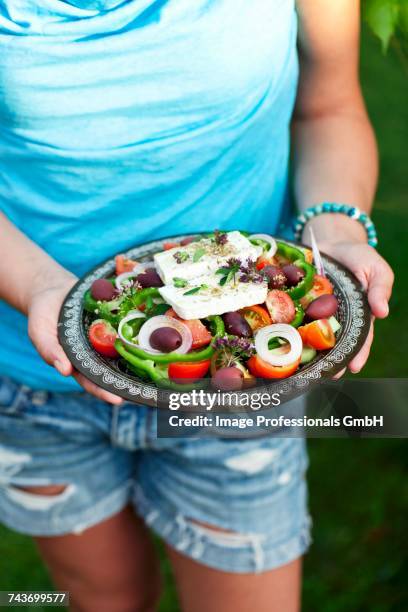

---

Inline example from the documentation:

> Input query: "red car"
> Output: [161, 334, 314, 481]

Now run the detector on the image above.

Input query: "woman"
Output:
[0, 1, 393, 611]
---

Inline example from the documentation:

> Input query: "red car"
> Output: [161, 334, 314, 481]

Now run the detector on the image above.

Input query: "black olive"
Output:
[149, 327, 182, 352]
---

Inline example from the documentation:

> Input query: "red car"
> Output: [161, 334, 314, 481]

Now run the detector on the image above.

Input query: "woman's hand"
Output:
[0, 214, 123, 404]
[27, 269, 123, 405]
[306, 219, 394, 373]
[293, 0, 391, 374]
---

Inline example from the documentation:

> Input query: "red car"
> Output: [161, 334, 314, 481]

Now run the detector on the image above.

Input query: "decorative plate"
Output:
[58, 234, 371, 408]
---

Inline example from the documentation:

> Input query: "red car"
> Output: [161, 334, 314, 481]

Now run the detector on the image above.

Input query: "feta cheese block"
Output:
[158, 273, 268, 320]
[153, 231, 262, 284]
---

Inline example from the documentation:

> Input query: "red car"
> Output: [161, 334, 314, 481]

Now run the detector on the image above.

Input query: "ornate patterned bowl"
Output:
[58, 235, 371, 408]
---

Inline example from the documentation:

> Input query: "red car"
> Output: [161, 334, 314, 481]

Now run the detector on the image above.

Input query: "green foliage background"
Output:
[364, 0, 408, 53]
[1, 15, 407, 612]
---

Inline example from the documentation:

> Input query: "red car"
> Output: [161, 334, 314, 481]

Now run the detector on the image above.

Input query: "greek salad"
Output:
[83, 230, 341, 391]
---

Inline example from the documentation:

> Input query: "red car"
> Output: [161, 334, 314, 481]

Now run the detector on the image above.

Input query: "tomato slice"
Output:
[247, 355, 300, 379]
[166, 308, 212, 349]
[301, 248, 314, 264]
[163, 241, 180, 251]
[168, 360, 211, 382]
[240, 305, 272, 331]
[300, 275, 334, 308]
[256, 254, 278, 270]
[298, 319, 335, 350]
[265, 290, 296, 324]
[89, 321, 118, 358]
[115, 254, 137, 276]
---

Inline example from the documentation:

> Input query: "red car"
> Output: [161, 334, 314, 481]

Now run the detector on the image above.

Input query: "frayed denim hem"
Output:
[0, 480, 133, 537]
[133, 483, 312, 574]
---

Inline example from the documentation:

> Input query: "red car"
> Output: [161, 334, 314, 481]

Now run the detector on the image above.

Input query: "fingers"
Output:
[367, 260, 394, 319]
[31, 317, 123, 404]
[332, 367, 347, 380]
[28, 318, 73, 377]
[348, 318, 374, 373]
[72, 372, 123, 405]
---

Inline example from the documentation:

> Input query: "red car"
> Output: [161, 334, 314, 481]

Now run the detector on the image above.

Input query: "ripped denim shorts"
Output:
[0, 376, 311, 573]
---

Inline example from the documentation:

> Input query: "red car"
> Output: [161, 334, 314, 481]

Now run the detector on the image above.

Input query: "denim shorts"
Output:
[0, 375, 311, 573]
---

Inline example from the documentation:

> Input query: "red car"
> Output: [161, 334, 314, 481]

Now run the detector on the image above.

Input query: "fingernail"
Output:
[106, 396, 123, 405]
[54, 359, 67, 375]
[382, 301, 389, 316]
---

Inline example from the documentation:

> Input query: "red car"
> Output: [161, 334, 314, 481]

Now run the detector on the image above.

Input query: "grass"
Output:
[1, 25, 407, 612]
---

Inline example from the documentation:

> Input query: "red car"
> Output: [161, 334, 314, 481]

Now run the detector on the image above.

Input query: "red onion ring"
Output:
[249, 234, 277, 257]
[115, 261, 155, 291]
[255, 324, 302, 367]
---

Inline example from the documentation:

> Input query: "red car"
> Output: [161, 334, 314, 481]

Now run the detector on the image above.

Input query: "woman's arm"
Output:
[0, 212, 75, 314]
[0, 212, 122, 403]
[293, 0, 394, 372]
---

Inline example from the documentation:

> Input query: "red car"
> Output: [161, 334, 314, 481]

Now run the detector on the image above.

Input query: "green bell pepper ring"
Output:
[115, 340, 162, 382]
[276, 241, 306, 263]
[206, 315, 225, 337]
[83, 289, 98, 313]
[121, 319, 146, 341]
[290, 303, 305, 328]
[286, 261, 315, 300]
[131, 287, 161, 307]
[249, 237, 271, 253]
[145, 302, 171, 317]
[123, 341, 215, 364]
[115, 341, 208, 391]
[118, 314, 224, 364]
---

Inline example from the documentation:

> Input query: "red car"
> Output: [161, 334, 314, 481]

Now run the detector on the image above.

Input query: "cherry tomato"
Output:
[240, 305, 271, 331]
[247, 355, 300, 379]
[168, 360, 211, 382]
[115, 254, 137, 276]
[298, 319, 335, 350]
[256, 254, 278, 270]
[163, 241, 180, 251]
[166, 308, 212, 349]
[300, 275, 334, 308]
[265, 290, 296, 324]
[88, 321, 118, 358]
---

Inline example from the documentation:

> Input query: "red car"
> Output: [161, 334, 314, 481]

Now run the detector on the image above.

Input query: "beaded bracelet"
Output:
[293, 203, 378, 248]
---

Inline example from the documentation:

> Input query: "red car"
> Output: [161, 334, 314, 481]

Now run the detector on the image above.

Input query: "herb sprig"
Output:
[173, 251, 189, 264]
[215, 257, 264, 286]
[117, 281, 142, 317]
[212, 335, 255, 361]
[173, 277, 188, 288]
[193, 247, 206, 262]
[216, 258, 241, 286]
[183, 284, 209, 296]
[213, 230, 228, 246]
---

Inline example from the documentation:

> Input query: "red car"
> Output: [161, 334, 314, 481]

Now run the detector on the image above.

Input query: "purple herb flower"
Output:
[226, 257, 241, 268]
[238, 259, 264, 284]
[213, 334, 255, 359]
[118, 279, 142, 296]
[214, 230, 228, 246]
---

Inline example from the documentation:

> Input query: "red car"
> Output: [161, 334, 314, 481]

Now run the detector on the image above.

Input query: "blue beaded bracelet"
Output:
[293, 203, 378, 248]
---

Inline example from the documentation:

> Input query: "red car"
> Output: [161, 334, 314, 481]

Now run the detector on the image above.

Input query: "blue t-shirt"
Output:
[0, 0, 298, 390]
